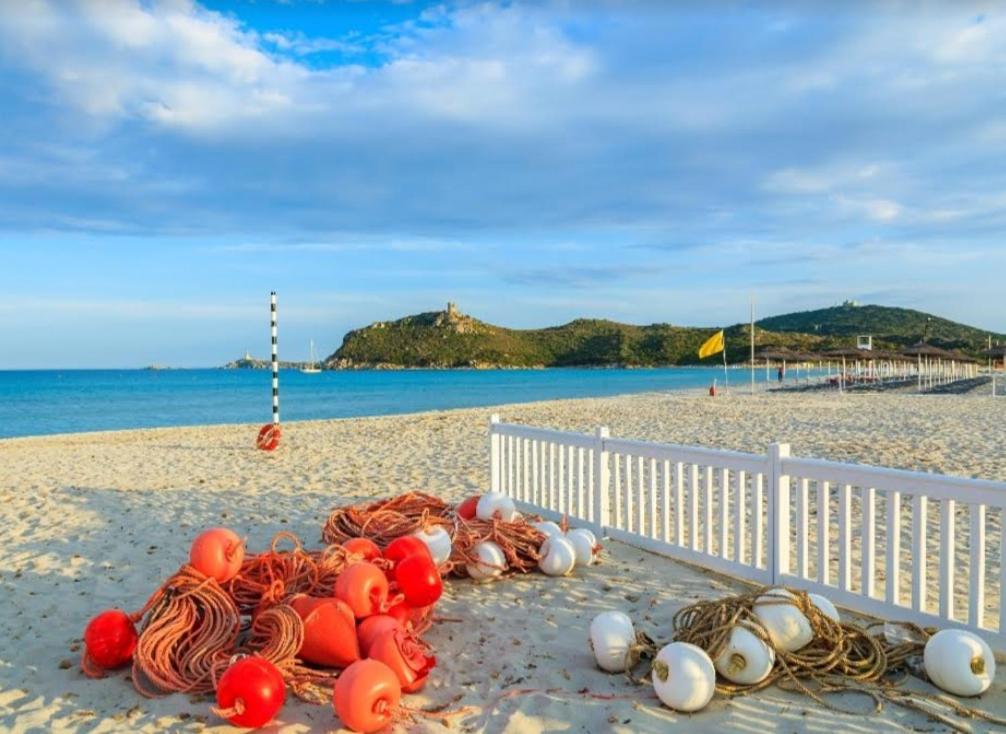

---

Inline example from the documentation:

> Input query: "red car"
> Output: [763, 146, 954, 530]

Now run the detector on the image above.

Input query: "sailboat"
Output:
[301, 339, 322, 374]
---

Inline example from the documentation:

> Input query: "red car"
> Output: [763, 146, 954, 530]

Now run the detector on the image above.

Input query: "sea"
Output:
[0, 367, 794, 439]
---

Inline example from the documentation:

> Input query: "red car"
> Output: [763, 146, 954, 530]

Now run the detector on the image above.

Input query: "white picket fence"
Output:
[488, 414, 1006, 650]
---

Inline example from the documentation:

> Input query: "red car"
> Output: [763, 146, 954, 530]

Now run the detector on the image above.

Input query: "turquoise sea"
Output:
[0, 367, 787, 439]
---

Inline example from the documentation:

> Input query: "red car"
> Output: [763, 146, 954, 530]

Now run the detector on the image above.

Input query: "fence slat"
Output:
[939, 499, 956, 620]
[704, 466, 714, 554]
[913, 495, 928, 614]
[675, 462, 685, 545]
[839, 484, 852, 591]
[649, 458, 658, 539]
[625, 454, 634, 533]
[593, 427, 609, 528]
[531, 440, 539, 508]
[547, 443, 555, 509]
[689, 464, 699, 552]
[523, 439, 531, 504]
[637, 456, 645, 535]
[754, 473, 764, 570]
[735, 470, 746, 566]
[818, 480, 830, 585]
[969, 504, 986, 628]
[613, 453, 622, 528]
[886, 490, 901, 606]
[863, 487, 876, 598]
[577, 448, 586, 520]
[720, 468, 730, 560]
[662, 459, 671, 543]
[1000, 507, 1006, 634]
[797, 477, 809, 578]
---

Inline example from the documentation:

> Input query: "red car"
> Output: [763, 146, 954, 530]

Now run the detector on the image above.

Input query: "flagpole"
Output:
[722, 338, 728, 388]
[750, 296, 755, 394]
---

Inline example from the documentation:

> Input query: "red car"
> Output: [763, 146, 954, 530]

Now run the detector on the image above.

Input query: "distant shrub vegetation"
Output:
[323, 303, 1002, 368]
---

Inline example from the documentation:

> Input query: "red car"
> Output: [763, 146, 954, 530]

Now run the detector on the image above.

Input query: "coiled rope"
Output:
[321, 492, 453, 546]
[634, 586, 1006, 731]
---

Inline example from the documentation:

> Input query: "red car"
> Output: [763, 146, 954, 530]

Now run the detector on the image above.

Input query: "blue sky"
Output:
[0, 1, 1004, 367]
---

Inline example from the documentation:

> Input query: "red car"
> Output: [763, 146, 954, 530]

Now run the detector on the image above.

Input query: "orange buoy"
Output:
[189, 528, 245, 583]
[357, 614, 402, 657]
[367, 628, 436, 693]
[335, 562, 389, 619]
[342, 537, 381, 562]
[333, 659, 401, 733]
[289, 595, 360, 668]
[256, 423, 281, 451]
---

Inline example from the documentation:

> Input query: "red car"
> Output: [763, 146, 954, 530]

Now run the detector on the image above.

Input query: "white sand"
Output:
[1, 390, 1004, 733]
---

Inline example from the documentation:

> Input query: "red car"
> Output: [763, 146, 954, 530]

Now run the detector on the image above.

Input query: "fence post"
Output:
[490, 414, 501, 494]
[769, 442, 791, 583]
[592, 426, 610, 533]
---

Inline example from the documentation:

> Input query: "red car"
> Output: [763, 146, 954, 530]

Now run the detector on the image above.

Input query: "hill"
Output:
[320, 301, 1002, 369]
[757, 303, 1003, 351]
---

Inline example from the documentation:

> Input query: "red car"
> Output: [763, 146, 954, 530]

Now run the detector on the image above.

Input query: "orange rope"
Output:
[321, 494, 546, 576]
[242, 603, 340, 703]
[131, 565, 241, 696]
[321, 492, 453, 546]
[226, 532, 350, 616]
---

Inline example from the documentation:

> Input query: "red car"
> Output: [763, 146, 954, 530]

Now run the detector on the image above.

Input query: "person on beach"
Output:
[777, 365, 785, 382]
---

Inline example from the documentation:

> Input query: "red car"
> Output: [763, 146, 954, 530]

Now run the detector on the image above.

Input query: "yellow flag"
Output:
[698, 330, 724, 359]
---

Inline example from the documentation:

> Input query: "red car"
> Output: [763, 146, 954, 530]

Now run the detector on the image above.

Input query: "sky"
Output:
[0, 0, 1004, 368]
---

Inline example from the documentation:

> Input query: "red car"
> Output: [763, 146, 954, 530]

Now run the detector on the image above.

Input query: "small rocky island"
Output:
[223, 352, 311, 370]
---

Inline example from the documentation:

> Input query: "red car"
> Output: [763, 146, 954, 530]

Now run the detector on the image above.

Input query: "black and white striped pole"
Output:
[256, 291, 282, 451]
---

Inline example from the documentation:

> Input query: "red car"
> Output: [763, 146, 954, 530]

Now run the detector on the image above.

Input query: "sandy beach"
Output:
[2, 389, 1005, 733]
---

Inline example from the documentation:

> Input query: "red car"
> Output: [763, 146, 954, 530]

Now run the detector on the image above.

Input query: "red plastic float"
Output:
[367, 628, 436, 693]
[335, 562, 390, 618]
[342, 537, 381, 561]
[333, 659, 402, 733]
[289, 595, 360, 668]
[189, 527, 245, 583]
[214, 656, 286, 729]
[83, 609, 137, 670]
[383, 536, 432, 565]
[255, 423, 281, 451]
[456, 495, 479, 520]
[394, 554, 443, 608]
[357, 614, 402, 657]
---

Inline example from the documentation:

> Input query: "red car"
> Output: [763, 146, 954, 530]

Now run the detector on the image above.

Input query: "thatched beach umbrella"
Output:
[901, 343, 961, 389]
[756, 347, 799, 381]
[901, 342, 955, 359]
[983, 345, 1006, 369]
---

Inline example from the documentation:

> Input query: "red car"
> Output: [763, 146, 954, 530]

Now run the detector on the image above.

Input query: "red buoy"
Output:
[256, 423, 281, 451]
[214, 656, 286, 728]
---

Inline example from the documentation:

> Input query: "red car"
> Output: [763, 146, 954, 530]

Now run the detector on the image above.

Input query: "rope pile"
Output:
[321, 492, 453, 546]
[450, 516, 545, 575]
[633, 586, 1006, 731]
[130, 565, 242, 696]
[226, 532, 350, 616]
[321, 492, 549, 576]
[82, 532, 360, 702]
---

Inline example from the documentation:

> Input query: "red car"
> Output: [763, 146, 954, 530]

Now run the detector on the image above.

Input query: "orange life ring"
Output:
[256, 423, 281, 451]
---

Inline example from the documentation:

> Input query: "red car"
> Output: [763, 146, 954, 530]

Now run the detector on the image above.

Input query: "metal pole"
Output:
[750, 297, 755, 394]
[722, 339, 729, 388]
[271, 292, 279, 425]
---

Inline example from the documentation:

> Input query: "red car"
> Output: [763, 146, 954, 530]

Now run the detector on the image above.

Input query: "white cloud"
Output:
[0, 0, 307, 129]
